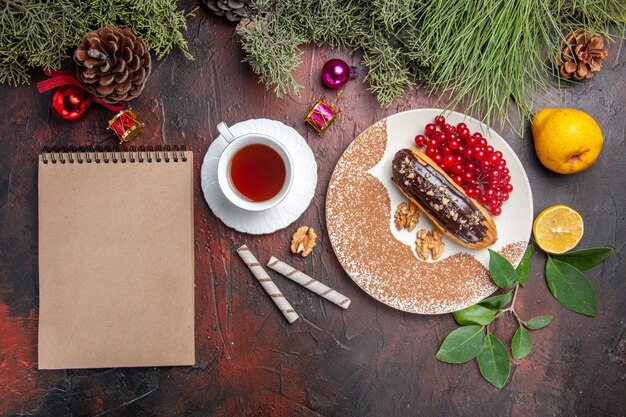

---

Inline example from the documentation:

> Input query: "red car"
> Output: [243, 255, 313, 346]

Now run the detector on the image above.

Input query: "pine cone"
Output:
[74, 27, 151, 104]
[201, 0, 252, 22]
[556, 29, 608, 81]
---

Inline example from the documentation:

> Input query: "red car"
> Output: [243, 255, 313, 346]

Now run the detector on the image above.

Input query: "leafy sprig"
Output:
[436, 244, 613, 388]
[236, 0, 624, 130]
[0, 0, 193, 86]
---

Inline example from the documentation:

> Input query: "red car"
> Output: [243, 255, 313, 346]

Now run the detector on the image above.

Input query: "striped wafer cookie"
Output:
[267, 257, 351, 309]
[237, 245, 299, 324]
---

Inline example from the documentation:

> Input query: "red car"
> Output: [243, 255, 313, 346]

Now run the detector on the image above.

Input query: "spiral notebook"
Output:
[38, 147, 195, 369]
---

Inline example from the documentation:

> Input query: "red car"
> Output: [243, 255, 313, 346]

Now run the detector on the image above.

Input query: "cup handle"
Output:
[217, 122, 236, 143]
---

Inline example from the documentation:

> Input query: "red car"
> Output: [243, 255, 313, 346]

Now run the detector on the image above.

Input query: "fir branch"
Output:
[237, 14, 306, 97]
[0, 0, 193, 86]
[237, 0, 624, 129]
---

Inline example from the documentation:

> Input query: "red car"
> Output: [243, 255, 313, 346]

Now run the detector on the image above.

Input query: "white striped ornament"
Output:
[237, 245, 299, 324]
[267, 257, 351, 309]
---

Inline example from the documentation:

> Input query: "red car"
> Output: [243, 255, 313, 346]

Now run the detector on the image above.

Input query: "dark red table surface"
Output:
[1, 8, 625, 417]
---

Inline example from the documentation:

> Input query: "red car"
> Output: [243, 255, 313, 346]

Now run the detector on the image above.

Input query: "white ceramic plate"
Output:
[201, 118, 317, 235]
[326, 109, 533, 314]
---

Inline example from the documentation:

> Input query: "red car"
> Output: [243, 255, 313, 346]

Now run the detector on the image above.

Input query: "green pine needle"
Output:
[237, 0, 625, 131]
[0, 0, 194, 86]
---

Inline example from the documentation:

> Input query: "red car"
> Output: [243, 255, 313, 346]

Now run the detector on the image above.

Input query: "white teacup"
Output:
[216, 122, 294, 211]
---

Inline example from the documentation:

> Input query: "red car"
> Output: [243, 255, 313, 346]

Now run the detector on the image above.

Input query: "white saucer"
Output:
[201, 118, 317, 235]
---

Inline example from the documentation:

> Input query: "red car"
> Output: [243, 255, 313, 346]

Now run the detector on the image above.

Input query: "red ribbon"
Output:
[37, 69, 125, 112]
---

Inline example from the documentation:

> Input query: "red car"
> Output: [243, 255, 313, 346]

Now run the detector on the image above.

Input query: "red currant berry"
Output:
[502, 174, 511, 182]
[485, 145, 494, 155]
[465, 162, 477, 172]
[466, 136, 477, 146]
[463, 148, 474, 160]
[499, 159, 507, 168]
[425, 123, 437, 136]
[443, 154, 457, 167]
[479, 195, 488, 205]
[491, 206, 502, 216]
[489, 170, 501, 179]
[452, 163, 464, 174]
[489, 198, 500, 208]
[488, 178, 500, 189]
[457, 122, 467, 131]
[435, 131, 447, 142]
[447, 133, 459, 143]
[458, 127, 470, 140]
[433, 154, 443, 164]
[457, 144, 466, 154]
[448, 139, 460, 151]
[444, 124, 456, 135]
[475, 149, 486, 161]
[495, 190, 503, 199]
[414, 134, 427, 147]
[453, 175, 463, 185]
[485, 188, 496, 198]
[489, 153, 500, 165]
[427, 138, 438, 148]
[426, 147, 437, 157]
[463, 171, 473, 183]
[479, 138, 487, 147]
[480, 159, 492, 170]
[501, 192, 509, 201]
[502, 166, 509, 174]
[494, 150, 503, 159]
[504, 183, 513, 193]
[472, 132, 483, 140]
[465, 186, 478, 198]
[434, 115, 446, 126]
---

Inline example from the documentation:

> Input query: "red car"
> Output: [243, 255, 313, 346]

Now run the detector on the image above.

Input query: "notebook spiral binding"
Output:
[40, 145, 188, 164]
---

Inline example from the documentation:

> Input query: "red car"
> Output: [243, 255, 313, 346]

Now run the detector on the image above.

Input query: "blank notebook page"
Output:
[38, 150, 194, 369]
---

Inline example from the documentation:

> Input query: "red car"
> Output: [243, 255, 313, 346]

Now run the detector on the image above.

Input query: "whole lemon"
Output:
[531, 108, 603, 174]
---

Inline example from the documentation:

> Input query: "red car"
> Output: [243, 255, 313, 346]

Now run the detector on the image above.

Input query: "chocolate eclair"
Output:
[392, 149, 497, 249]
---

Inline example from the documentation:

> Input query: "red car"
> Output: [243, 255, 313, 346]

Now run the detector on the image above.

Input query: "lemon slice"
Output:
[533, 205, 584, 254]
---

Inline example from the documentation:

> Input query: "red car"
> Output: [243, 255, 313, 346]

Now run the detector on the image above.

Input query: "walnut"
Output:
[431, 229, 444, 260]
[416, 229, 431, 260]
[290, 226, 317, 257]
[394, 202, 420, 232]
[415, 228, 445, 260]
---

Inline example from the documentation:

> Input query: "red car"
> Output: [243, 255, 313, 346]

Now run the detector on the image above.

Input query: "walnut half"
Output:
[394, 202, 420, 232]
[416, 228, 445, 260]
[291, 226, 317, 257]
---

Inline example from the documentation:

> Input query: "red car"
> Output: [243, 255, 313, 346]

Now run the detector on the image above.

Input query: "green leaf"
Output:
[516, 244, 534, 286]
[546, 258, 597, 317]
[511, 326, 532, 359]
[524, 315, 553, 330]
[453, 305, 497, 326]
[478, 291, 513, 309]
[488, 250, 517, 288]
[476, 334, 510, 388]
[435, 325, 485, 364]
[554, 247, 614, 271]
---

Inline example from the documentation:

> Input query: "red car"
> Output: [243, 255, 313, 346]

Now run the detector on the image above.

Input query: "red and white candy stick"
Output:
[267, 257, 351, 309]
[237, 245, 299, 324]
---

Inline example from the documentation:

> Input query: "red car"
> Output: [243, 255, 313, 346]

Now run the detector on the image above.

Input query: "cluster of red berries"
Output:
[414, 116, 513, 216]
